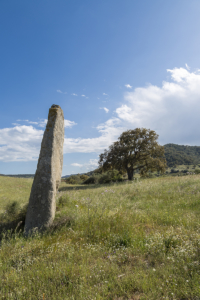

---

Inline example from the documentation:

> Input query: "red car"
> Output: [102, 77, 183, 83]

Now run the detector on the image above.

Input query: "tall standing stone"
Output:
[24, 105, 64, 235]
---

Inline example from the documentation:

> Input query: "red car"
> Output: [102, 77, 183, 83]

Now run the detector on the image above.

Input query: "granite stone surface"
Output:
[24, 105, 64, 235]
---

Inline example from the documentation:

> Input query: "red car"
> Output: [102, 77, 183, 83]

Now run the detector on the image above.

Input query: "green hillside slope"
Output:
[164, 143, 200, 167]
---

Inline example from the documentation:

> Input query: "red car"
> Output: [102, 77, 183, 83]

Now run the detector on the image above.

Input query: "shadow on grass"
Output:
[0, 202, 28, 240]
[58, 182, 125, 192]
[58, 184, 104, 192]
[0, 201, 74, 241]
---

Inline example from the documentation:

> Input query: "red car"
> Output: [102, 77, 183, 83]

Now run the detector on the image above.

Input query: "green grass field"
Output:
[0, 174, 199, 299]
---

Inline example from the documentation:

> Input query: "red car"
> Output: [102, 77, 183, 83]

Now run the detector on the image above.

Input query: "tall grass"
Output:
[0, 175, 199, 299]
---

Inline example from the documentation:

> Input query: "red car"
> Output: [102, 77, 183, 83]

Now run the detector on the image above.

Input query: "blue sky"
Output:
[1, 0, 200, 175]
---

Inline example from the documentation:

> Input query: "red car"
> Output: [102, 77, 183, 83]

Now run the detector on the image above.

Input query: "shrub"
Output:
[5, 201, 20, 217]
[145, 172, 158, 178]
[111, 173, 123, 182]
[98, 170, 123, 184]
[93, 167, 103, 174]
[65, 175, 82, 185]
[83, 176, 98, 184]
[98, 174, 111, 184]
[82, 170, 123, 185]
[0, 201, 28, 237]
[195, 169, 200, 174]
[80, 174, 89, 181]
[171, 168, 179, 173]
[49, 216, 74, 233]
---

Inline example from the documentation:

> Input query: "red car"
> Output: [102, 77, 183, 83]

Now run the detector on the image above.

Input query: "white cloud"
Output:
[14, 119, 47, 127]
[57, 90, 67, 94]
[71, 159, 98, 170]
[28, 121, 38, 125]
[71, 93, 78, 96]
[103, 93, 108, 96]
[185, 63, 190, 70]
[125, 84, 132, 89]
[0, 125, 43, 162]
[37, 119, 47, 128]
[104, 107, 109, 113]
[81, 94, 89, 99]
[115, 67, 200, 145]
[71, 163, 83, 167]
[63, 117, 124, 154]
[64, 119, 77, 128]
[100, 107, 109, 113]
[0, 118, 76, 161]
[14, 118, 76, 129]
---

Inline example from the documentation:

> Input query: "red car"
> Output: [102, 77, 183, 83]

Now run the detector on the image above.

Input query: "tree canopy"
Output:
[99, 128, 167, 180]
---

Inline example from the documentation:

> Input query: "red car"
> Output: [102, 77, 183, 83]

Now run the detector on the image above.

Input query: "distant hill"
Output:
[62, 173, 85, 179]
[0, 174, 35, 178]
[164, 144, 200, 167]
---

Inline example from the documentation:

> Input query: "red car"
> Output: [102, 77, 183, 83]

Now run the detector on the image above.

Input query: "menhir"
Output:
[24, 105, 64, 235]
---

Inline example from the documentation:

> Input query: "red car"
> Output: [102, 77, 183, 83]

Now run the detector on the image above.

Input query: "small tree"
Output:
[99, 128, 167, 180]
[80, 174, 89, 181]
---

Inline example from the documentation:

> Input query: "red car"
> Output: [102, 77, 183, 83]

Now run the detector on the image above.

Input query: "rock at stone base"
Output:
[24, 105, 64, 236]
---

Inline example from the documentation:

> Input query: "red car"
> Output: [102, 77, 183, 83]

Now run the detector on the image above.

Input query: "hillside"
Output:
[0, 174, 34, 178]
[164, 143, 200, 167]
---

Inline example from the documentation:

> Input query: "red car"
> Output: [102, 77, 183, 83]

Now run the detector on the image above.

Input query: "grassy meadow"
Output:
[0, 176, 33, 213]
[0, 174, 200, 299]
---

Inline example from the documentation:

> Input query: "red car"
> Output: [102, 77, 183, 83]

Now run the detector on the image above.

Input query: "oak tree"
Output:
[99, 128, 167, 180]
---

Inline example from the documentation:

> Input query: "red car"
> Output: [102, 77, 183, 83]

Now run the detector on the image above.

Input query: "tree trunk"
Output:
[127, 169, 134, 180]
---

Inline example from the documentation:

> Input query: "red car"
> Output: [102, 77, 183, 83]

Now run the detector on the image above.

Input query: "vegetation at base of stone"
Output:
[164, 143, 200, 167]
[99, 128, 167, 180]
[57, 195, 70, 208]
[0, 175, 200, 299]
[0, 201, 28, 238]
